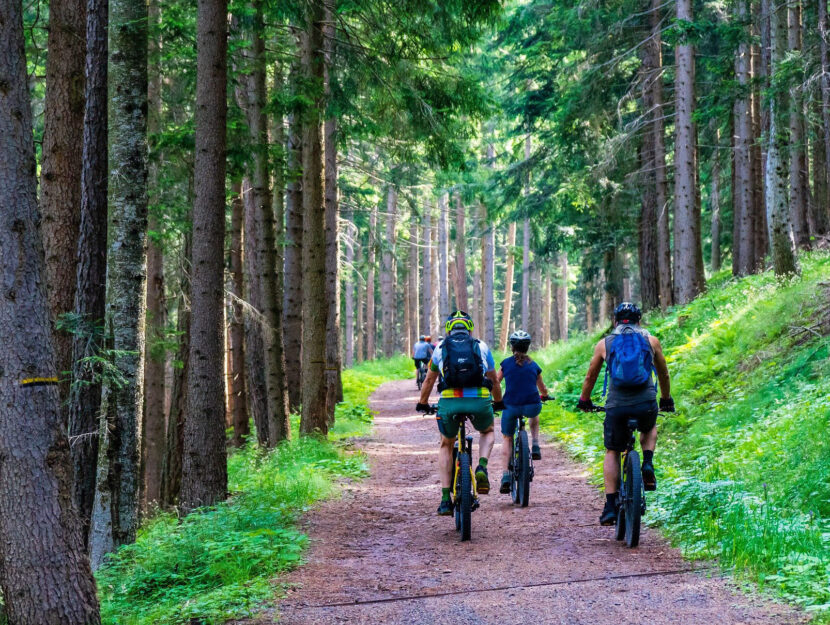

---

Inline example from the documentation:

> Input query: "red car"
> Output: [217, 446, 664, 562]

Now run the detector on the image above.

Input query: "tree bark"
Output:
[300, 0, 328, 435]
[820, 0, 830, 216]
[344, 212, 356, 367]
[766, 0, 800, 275]
[242, 180, 269, 445]
[438, 192, 450, 319]
[0, 4, 101, 618]
[557, 254, 569, 340]
[283, 57, 304, 409]
[69, 0, 108, 536]
[421, 203, 432, 336]
[647, 0, 673, 309]
[381, 186, 398, 357]
[355, 237, 365, 363]
[142, 0, 166, 506]
[481, 202, 496, 346]
[711, 129, 722, 272]
[812, 100, 830, 235]
[673, 0, 706, 304]
[41, 0, 87, 399]
[750, 39, 767, 266]
[521, 218, 531, 330]
[408, 214, 419, 350]
[367, 201, 377, 357]
[734, 0, 755, 276]
[89, 0, 149, 565]
[228, 184, 248, 446]
[454, 193, 468, 310]
[638, 96, 659, 310]
[498, 221, 517, 349]
[181, 0, 228, 512]
[788, 0, 810, 247]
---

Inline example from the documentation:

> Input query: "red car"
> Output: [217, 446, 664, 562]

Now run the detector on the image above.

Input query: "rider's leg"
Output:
[501, 434, 512, 467]
[639, 425, 657, 452]
[603, 449, 621, 494]
[478, 425, 495, 463]
[439, 435, 456, 489]
[528, 416, 540, 445]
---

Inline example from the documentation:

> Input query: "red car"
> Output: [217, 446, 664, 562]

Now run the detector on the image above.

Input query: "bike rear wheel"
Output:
[458, 452, 472, 541]
[623, 450, 642, 548]
[511, 430, 531, 507]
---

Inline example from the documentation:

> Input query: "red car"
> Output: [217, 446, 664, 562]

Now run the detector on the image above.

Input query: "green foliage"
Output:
[532, 251, 830, 618]
[97, 354, 409, 624]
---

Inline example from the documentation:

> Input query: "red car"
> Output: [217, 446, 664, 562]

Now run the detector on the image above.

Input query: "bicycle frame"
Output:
[451, 417, 477, 500]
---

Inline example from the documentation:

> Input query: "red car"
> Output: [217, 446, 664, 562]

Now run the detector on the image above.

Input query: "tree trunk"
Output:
[787, 0, 809, 247]
[454, 193, 468, 310]
[543, 272, 552, 346]
[521, 218, 531, 330]
[142, 0, 166, 506]
[481, 202, 496, 346]
[750, 40, 767, 266]
[812, 101, 830, 235]
[181, 0, 228, 512]
[355, 238, 365, 363]
[557, 254, 569, 340]
[408, 215, 419, 350]
[41, 0, 86, 399]
[228, 184, 248, 446]
[69, 0, 108, 536]
[711, 129, 723, 272]
[242, 180, 269, 445]
[242, 0, 290, 445]
[421, 204, 432, 336]
[323, 4, 341, 417]
[585, 279, 594, 332]
[160, 241, 190, 506]
[649, 0, 673, 309]
[820, 0, 830, 215]
[300, 0, 328, 435]
[673, 0, 706, 304]
[734, 0, 755, 276]
[344, 212, 356, 367]
[550, 267, 560, 342]
[283, 65, 304, 409]
[638, 108, 659, 310]
[89, 0, 149, 565]
[367, 202, 377, 358]
[381, 186, 398, 357]
[498, 221, 517, 349]
[0, 6, 101, 619]
[438, 192, 450, 319]
[766, 0, 800, 275]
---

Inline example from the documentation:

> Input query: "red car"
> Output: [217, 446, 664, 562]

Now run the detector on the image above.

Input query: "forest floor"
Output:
[249, 379, 805, 625]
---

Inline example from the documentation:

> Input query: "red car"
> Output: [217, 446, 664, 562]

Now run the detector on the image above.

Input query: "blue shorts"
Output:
[500, 403, 542, 436]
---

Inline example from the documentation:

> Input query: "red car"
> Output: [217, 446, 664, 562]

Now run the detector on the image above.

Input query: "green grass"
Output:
[97, 355, 411, 625]
[532, 251, 830, 619]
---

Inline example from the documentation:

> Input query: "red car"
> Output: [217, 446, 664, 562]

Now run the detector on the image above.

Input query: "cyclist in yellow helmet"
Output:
[417, 311, 505, 515]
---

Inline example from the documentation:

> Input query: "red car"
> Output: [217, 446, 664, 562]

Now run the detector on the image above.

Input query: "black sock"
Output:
[605, 493, 616, 508]
[643, 450, 654, 464]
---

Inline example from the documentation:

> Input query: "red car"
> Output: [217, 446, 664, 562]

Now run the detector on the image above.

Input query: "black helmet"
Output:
[614, 302, 642, 324]
[509, 330, 531, 352]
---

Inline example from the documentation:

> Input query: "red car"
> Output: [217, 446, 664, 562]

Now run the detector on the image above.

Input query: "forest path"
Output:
[270, 380, 804, 625]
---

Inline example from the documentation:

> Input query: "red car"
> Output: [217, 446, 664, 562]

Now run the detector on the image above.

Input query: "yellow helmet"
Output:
[445, 310, 473, 334]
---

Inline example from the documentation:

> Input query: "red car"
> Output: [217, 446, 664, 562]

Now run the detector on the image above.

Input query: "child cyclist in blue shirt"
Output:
[497, 330, 550, 494]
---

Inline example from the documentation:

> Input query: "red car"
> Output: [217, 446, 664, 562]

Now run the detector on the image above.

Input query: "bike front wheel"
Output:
[623, 450, 642, 548]
[457, 452, 472, 541]
[511, 430, 531, 507]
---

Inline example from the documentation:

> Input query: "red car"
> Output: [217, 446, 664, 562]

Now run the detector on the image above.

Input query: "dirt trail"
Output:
[271, 380, 803, 625]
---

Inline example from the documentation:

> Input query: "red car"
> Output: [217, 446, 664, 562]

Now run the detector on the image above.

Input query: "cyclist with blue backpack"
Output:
[576, 302, 674, 526]
[416, 311, 505, 515]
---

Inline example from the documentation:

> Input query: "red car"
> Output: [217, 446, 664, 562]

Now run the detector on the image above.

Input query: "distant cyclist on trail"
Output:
[412, 335, 434, 371]
[497, 330, 551, 494]
[416, 311, 505, 515]
[576, 302, 674, 526]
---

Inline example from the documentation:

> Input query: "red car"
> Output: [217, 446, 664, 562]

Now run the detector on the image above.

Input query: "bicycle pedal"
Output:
[472, 498, 480, 511]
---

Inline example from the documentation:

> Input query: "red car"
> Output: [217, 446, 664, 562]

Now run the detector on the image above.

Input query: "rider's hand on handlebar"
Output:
[492, 400, 506, 412]
[577, 398, 595, 412]
[416, 402, 432, 413]
[659, 397, 675, 413]
[540, 394, 553, 402]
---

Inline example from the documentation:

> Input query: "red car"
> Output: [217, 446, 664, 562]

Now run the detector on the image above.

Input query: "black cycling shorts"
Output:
[603, 401, 658, 452]
[413, 357, 430, 369]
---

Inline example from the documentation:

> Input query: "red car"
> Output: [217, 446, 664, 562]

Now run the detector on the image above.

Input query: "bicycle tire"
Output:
[452, 446, 460, 531]
[459, 452, 472, 541]
[624, 450, 642, 548]
[614, 491, 626, 541]
[517, 430, 531, 507]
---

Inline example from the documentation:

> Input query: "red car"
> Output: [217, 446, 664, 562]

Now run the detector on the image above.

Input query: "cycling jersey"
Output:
[412, 340, 434, 360]
[430, 333, 496, 398]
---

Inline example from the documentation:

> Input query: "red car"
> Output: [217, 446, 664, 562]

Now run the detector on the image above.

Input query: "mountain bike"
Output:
[592, 406, 646, 548]
[505, 397, 552, 507]
[416, 361, 427, 390]
[424, 405, 479, 541]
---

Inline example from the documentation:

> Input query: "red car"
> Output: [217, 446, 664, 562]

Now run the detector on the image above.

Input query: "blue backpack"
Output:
[603, 327, 654, 395]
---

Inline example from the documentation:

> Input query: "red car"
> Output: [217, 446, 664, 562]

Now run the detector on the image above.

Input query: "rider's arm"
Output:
[486, 370, 503, 402]
[650, 336, 671, 398]
[419, 369, 439, 404]
[496, 368, 504, 383]
[579, 340, 606, 400]
[536, 374, 549, 397]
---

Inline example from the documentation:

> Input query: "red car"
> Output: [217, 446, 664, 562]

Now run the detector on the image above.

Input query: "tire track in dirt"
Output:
[267, 380, 804, 625]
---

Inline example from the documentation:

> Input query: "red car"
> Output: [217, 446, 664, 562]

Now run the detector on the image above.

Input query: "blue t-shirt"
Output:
[500, 357, 542, 406]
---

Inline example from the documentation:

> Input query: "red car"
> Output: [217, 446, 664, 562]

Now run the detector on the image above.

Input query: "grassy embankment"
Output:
[97, 355, 412, 625]
[533, 251, 830, 619]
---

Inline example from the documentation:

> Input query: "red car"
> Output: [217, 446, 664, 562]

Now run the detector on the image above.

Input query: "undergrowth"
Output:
[97, 354, 411, 624]
[533, 251, 830, 620]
